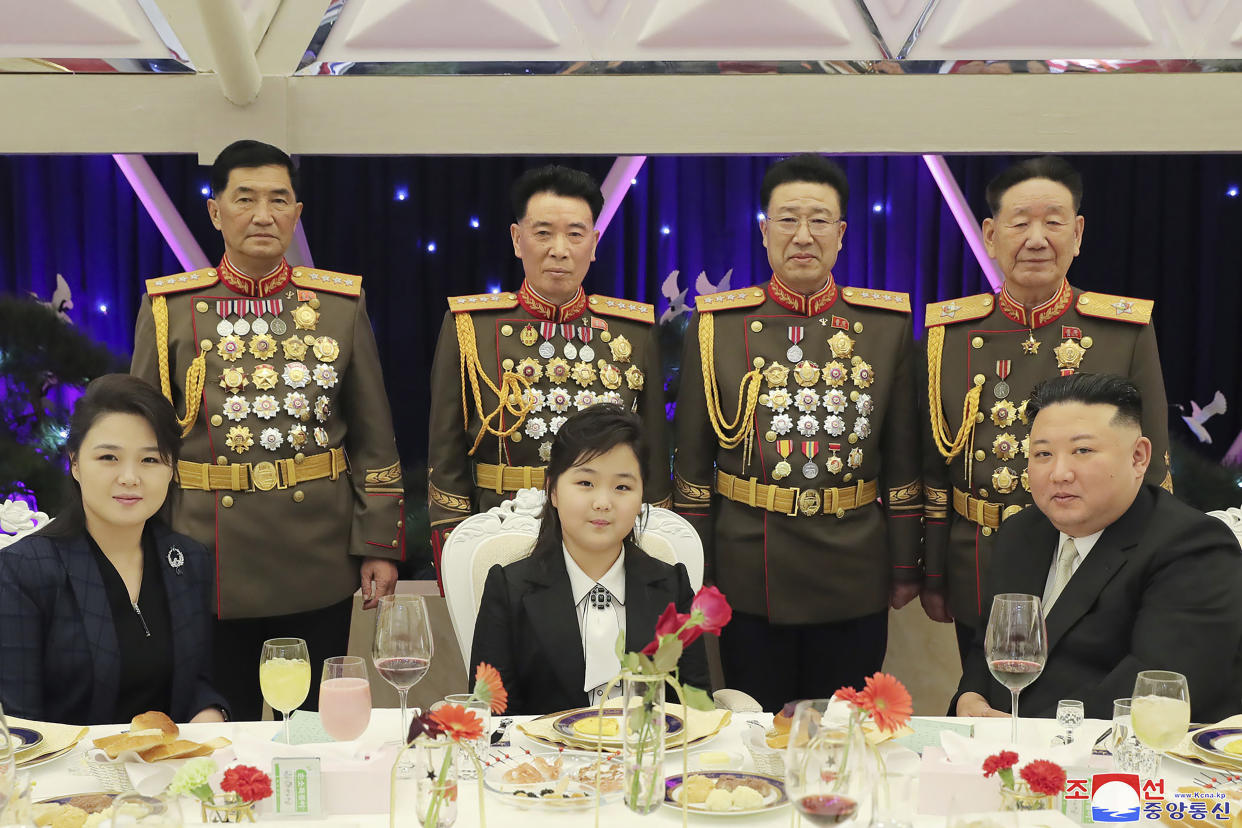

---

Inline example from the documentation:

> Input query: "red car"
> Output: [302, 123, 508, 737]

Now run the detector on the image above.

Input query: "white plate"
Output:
[663, 771, 788, 816]
[482, 754, 622, 811]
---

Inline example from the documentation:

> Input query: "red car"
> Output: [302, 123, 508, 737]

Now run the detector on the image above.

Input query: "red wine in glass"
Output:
[987, 659, 1043, 691]
[797, 795, 858, 825]
[375, 656, 430, 689]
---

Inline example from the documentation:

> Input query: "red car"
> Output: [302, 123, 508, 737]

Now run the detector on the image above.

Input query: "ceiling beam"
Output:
[256, 0, 331, 76]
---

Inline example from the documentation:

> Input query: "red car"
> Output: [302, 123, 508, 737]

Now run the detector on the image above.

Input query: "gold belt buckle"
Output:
[797, 488, 822, 517]
[251, 461, 278, 492]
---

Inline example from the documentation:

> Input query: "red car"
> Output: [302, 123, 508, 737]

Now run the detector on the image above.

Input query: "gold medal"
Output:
[773, 461, 792, 479]
[281, 335, 308, 361]
[1018, 399, 1030, 425]
[1021, 435, 1030, 459]
[516, 357, 543, 382]
[1054, 338, 1087, 371]
[992, 466, 1019, 495]
[598, 362, 622, 390]
[216, 335, 245, 362]
[252, 364, 279, 390]
[571, 361, 598, 387]
[1021, 332, 1040, 355]
[288, 423, 308, 449]
[292, 303, 320, 331]
[520, 324, 538, 347]
[225, 425, 253, 454]
[608, 334, 633, 363]
[822, 360, 848, 387]
[850, 360, 875, 389]
[1020, 469, 1031, 492]
[545, 357, 571, 383]
[766, 388, 792, 412]
[219, 366, 248, 391]
[762, 361, 790, 388]
[847, 446, 863, 469]
[248, 333, 277, 359]
[992, 432, 1019, 461]
[312, 336, 340, 363]
[315, 395, 331, 422]
[990, 399, 1018, 427]
[793, 360, 821, 387]
[624, 365, 644, 390]
[828, 330, 855, 359]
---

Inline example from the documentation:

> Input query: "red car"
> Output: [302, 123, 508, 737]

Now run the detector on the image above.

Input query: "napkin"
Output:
[517, 703, 732, 750]
[7, 715, 88, 765]
[1166, 713, 1242, 769]
[939, 728, 1091, 769]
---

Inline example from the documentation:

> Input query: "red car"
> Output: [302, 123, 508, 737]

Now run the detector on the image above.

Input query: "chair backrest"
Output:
[440, 487, 705, 671]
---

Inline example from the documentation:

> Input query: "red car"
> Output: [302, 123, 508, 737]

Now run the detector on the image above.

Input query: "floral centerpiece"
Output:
[833, 672, 914, 736]
[982, 750, 1067, 810]
[391, 662, 507, 828]
[167, 758, 272, 823]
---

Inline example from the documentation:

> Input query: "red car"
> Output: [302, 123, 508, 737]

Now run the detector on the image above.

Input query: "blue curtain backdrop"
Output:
[2, 153, 1241, 470]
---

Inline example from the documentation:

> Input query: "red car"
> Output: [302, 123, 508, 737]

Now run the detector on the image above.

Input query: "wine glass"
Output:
[372, 594, 433, 742]
[785, 699, 868, 827]
[984, 593, 1048, 744]
[320, 656, 372, 742]
[1053, 699, 1084, 745]
[1131, 670, 1190, 753]
[259, 637, 311, 745]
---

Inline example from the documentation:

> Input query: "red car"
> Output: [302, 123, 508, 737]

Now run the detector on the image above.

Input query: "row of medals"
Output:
[759, 329, 874, 482]
[206, 298, 334, 456]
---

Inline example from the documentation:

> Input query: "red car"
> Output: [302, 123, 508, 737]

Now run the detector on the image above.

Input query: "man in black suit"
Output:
[955, 372, 1242, 722]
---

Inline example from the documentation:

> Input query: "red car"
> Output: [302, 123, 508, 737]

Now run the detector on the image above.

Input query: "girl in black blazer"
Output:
[0, 374, 227, 725]
[469, 405, 710, 714]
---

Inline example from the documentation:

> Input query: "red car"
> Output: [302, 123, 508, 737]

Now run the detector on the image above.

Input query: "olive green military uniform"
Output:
[922, 280, 1170, 628]
[426, 281, 670, 576]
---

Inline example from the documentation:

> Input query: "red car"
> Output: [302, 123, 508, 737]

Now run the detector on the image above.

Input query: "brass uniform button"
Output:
[502, 358, 514, 371]
[589, 297, 599, 305]
[848, 434, 859, 444]
[390, 540, 399, 548]
[501, 325, 513, 336]
[750, 321, 763, 332]
[974, 449, 986, 462]
[972, 336, 984, 349]
[1081, 336, 1093, 348]
[1079, 295, 1089, 305]
[983, 296, 993, 306]
[294, 452, 306, 463]
[210, 414, 223, 427]
[982, 526, 993, 536]
[976, 412, 985, 424]
[843, 473, 853, 482]
[200, 338, 213, 352]
[850, 391, 859, 402]
[309, 297, 321, 310]
[216, 456, 228, 465]
[765, 431, 777, 442]
[196, 301, 209, 313]
[304, 335, 316, 345]
[292, 490, 305, 503]
[836, 509, 846, 518]
[973, 374, 986, 386]
[397, 498, 405, 506]
[221, 495, 234, 508]
[753, 357, 766, 369]
[600, 331, 611, 342]
[396, 520, 404, 528]
[853, 322, 863, 333]
[979, 488, 989, 498]
[511, 432, 522, 442]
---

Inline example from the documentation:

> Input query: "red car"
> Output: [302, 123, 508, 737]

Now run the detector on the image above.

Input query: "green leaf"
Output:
[614, 628, 628, 659]
[651, 638, 684, 674]
[622, 651, 642, 673]
[637, 653, 657, 674]
[679, 683, 715, 711]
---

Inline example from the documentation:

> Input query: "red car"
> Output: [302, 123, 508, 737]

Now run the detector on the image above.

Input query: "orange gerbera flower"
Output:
[856, 672, 912, 733]
[429, 703, 485, 744]
[473, 662, 508, 714]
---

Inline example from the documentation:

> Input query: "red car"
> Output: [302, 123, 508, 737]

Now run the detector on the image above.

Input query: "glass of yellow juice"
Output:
[260, 637, 311, 744]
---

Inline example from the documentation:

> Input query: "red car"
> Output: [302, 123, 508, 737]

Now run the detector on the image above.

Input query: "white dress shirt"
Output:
[1041, 528, 1104, 608]
[563, 546, 626, 705]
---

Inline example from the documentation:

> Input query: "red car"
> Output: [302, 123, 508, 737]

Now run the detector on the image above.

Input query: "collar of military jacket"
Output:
[998, 278, 1074, 329]
[217, 255, 292, 298]
[517, 280, 588, 322]
[767, 272, 838, 317]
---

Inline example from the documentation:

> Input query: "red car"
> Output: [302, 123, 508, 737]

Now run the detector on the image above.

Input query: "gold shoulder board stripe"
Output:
[1076, 292, 1153, 325]
[448, 292, 519, 313]
[841, 288, 912, 313]
[694, 288, 766, 313]
[588, 295, 654, 324]
[292, 267, 362, 297]
[925, 293, 995, 327]
[145, 268, 219, 296]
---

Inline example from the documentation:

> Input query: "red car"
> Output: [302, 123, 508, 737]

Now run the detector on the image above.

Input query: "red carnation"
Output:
[1020, 759, 1067, 797]
[220, 765, 273, 803]
[982, 750, 1019, 778]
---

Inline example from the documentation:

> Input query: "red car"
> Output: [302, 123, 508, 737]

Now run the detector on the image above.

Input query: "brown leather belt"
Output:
[952, 487, 1026, 530]
[715, 470, 877, 518]
[178, 446, 347, 493]
[473, 461, 546, 494]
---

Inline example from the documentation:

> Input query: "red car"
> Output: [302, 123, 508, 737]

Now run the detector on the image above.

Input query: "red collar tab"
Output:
[517, 281, 587, 323]
[218, 256, 291, 298]
[999, 279, 1073, 329]
[767, 273, 837, 317]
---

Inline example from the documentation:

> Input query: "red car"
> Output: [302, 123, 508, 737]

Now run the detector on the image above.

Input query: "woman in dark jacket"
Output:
[0, 374, 228, 725]
[469, 404, 710, 715]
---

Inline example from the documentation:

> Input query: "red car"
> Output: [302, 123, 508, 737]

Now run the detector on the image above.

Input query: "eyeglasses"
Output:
[766, 216, 843, 237]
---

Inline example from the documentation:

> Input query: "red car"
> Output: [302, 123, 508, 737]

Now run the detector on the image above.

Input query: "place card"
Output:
[272, 756, 323, 818]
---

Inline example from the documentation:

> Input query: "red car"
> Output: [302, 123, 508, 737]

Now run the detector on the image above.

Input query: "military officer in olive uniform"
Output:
[921, 156, 1170, 658]
[674, 155, 923, 711]
[427, 166, 669, 576]
[131, 140, 404, 719]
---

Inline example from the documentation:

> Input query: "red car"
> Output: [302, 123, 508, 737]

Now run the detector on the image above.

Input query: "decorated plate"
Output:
[10, 726, 44, 753]
[663, 771, 788, 816]
[553, 707, 685, 746]
[1191, 728, 1242, 765]
[482, 754, 622, 810]
[16, 742, 78, 770]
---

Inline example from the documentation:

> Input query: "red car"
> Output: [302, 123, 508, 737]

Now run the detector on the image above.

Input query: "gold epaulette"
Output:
[1075, 291, 1153, 325]
[292, 267, 361, 297]
[925, 293, 996, 327]
[841, 287, 912, 313]
[587, 295, 654, 324]
[145, 268, 219, 296]
[695, 287, 766, 312]
[448, 292, 519, 313]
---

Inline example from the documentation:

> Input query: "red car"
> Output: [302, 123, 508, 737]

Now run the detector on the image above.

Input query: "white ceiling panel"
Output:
[0, 0, 173, 57]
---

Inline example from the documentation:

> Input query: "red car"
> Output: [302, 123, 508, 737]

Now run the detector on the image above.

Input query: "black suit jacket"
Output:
[955, 485, 1242, 722]
[469, 543, 712, 715]
[0, 523, 228, 725]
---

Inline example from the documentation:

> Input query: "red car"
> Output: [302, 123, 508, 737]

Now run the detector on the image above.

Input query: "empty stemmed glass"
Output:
[985, 593, 1048, 744]
[372, 594, 433, 742]
[1053, 700, 1084, 745]
[259, 638, 311, 745]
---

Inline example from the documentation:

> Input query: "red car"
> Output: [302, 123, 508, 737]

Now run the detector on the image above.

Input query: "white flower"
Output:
[252, 394, 279, 420]
[824, 415, 846, 437]
[259, 427, 283, 451]
[282, 361, 310, 389]
[770, 413, 794, 435]
[855, 393, 874, 416]
[794, 388, 820, 414]
[524, 417, 548, 440]
[312, 363, 339, 389]
[222, 395, 249, 422]
[546, 386, 571, 414]
[824, 389, 848, 414]
[549, 415, 568, 434]
[797, 414, 819, 437]
[573, 389, 598, 411]
[854, 417, 871, 439]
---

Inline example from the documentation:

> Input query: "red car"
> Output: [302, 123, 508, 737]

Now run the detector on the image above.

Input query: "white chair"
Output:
[440, 487, 760, 712]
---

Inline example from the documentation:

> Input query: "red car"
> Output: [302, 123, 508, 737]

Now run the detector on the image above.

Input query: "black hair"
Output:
[510, 165, 604, 223]
[985, 156, 1083, 215]
[36, 374, 181, 539]
[1026, 372, 1143, 430]
[529, 404, 648, 562]
[209, 139, 300, 199]
[761, 155, 850, 215]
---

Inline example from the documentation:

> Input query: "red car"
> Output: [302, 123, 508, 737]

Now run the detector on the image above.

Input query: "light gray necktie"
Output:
[583, 584, 620, 696]
[1044, 537, 1078, 611]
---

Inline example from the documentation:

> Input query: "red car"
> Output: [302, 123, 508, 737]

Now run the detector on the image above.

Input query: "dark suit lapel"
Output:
[521, 555, 588, 705]
[623, 549, 673, 654]
[998, 517, 1059, 600]
[154, 526, 193, 717]
[57, 536, 120, 723]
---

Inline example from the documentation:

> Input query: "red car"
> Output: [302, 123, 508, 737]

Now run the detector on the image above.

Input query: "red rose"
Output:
[690, 586, 732, 634]
[641, 604, 691, 656]
[220, 765, 273, 803]
[1020, 760, 1067, 796]
[982, 750, 1019, 778]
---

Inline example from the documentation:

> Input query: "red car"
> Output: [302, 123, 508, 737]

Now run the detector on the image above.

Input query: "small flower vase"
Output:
[1001, 785, 1056, 811]
[414, 736, 459, 828]
[621, 672, 666, 814]
[201, 793, 257, 822]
